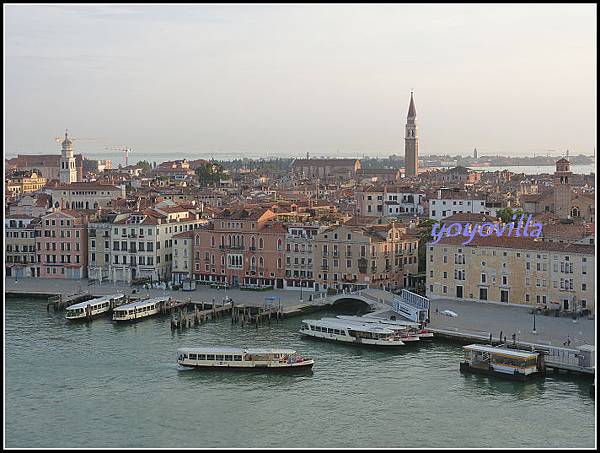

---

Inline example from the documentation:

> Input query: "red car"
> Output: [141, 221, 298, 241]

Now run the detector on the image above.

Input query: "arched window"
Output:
[571, 207, 581, 218]
[195, 235, 200, 246]
[259, 256, 264, 268]
[251, 256, 256, 269]
[251, 236, 256, 249]
[277, 238, 282, 251]
[259, 238, 264, 249]
[277, 258, 282, 269]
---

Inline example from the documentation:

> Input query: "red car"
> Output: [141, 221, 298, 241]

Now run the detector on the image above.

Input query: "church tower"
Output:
[404, 92, 419, 177]
[553, 157, 572, 219]
[59, 130, 77, 184]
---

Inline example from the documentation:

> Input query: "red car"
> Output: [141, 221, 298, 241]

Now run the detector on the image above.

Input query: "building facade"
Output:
[191, 208, 287, 288]
[35, 210, 89, 279]
[426, 236, 595, 313]
[313, 223, 419, 292]
[284, 224, 320, 292]
[5, 216, 39, 278]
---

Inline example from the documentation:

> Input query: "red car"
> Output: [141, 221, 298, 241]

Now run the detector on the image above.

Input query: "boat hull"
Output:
[460, 362, 542, 381]
[300, 331, 405, 348]
[178, 361, 314, 371]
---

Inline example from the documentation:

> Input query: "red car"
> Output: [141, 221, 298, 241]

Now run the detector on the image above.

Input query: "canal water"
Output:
[5, 297, 595, 448]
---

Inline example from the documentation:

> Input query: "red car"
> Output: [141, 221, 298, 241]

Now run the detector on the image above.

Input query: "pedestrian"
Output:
[500, 331, 503, 343]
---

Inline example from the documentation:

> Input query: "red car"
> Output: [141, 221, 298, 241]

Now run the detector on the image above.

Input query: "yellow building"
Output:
[426, 235, 594, 313]
[6, 170, 47, 195]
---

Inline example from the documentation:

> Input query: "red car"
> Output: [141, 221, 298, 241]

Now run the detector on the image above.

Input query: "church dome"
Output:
[62, 131, 73, 147]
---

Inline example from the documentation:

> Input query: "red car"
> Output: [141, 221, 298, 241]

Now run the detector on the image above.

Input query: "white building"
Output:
[428, 189, 495, 221]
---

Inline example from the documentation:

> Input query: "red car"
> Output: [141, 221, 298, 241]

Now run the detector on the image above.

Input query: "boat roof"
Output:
[66, 294, 124, 310]
[114, 297, 169, 310]
[177, 347, 297, 355]
[302, 319, 396, 334]
[463, 344, 538, 359]
[337, 315, 419, 328]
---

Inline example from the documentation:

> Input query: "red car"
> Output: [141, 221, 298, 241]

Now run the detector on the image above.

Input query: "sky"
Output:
[4, 4, 597, 160]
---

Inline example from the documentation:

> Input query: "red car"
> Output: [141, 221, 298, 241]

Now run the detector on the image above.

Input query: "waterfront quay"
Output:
[6, 278, 595, 350]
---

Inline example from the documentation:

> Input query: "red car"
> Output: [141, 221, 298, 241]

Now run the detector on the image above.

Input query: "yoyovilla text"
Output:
[431, 214, 543, 246]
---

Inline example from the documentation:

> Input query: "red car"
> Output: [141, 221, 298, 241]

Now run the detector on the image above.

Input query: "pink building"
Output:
[192, 208, 287, 288]
[36, 210, 88, 279]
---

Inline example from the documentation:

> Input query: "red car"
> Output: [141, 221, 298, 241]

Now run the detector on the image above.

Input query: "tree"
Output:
[416, 218, 437, 273]
[195, 163, 227, 187]
[497, 207, 524, 223]
[136, 160, 152, 173]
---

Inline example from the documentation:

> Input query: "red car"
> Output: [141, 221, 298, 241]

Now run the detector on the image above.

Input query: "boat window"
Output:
[128, 310, 134, 314]
[327, 328, 334, 334]
[189, 353, 197, 360]
[310, 325, 315, 331]
[339, 330, 346, 336]
[224, 355, 233, 361]
[198, 354, 206, 361]
[215, 355, 224, 361]
[334, 329, 340, 335]
[206, 354, 215, 360]
[234, 355, 242, 361]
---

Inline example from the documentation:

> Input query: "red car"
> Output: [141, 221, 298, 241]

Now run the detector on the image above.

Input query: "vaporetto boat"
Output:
[321, 317, 420, 342]
[336, 315, 434, 340]
[176, 347, 314, 370]
[65, 294, 127, 320]
[300, 318, 405, 347]
[112, 296, 170, 322]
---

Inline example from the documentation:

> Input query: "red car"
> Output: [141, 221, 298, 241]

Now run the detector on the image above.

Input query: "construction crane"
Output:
[109, 147, 132, 167]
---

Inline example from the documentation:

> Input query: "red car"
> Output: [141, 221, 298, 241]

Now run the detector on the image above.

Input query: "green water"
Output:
[5, 298, 595, 448]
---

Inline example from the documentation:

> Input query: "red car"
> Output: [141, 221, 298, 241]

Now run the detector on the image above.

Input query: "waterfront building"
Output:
[6, 170, 48, 195]
[521, 159, 595, 222]
[49, 182, 126, 210]
[107, 207, 204, 283]
[284, 223, 321, 292]
[87, 215, 116, 282]
[404, 92, 419, 177]
[35, 210, 89, 279]
[428, 188, 495, 221]
[191, 208, 287, 288]
[5, 215, 39, 278]
[426, 235, 595, 313]
[172, 230, 194, 283]
[313, 223, 419, 292]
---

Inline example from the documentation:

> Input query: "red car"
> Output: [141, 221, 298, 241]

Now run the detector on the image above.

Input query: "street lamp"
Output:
[300, 282, 303, 302]
[532, 309, 537, 334]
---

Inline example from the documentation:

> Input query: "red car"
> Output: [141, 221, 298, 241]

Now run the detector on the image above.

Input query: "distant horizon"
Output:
[5, 5, 596, 157]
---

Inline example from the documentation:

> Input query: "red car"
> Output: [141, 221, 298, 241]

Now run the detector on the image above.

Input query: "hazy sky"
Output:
[4, 4, 597, 159]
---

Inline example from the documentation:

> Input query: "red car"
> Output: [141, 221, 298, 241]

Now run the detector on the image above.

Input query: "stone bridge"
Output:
[325, 288, 396, 312]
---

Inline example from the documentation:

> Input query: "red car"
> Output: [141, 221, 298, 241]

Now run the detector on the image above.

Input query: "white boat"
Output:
[337, 315, 434, 340]
[300, 319, 405, 347]
[112, 296, 170, 322]
[65, 294, 126, 320]
[176, 347, 314, 370]
[321, 317, 419, 342]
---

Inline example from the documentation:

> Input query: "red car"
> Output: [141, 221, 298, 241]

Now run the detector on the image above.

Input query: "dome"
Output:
[62, 131, 73, 147]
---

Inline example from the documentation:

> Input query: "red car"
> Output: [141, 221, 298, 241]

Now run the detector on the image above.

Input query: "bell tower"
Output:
[404, 92, 419, 177]
[59, 130, 77, 184]
[553, 157, 572, 219]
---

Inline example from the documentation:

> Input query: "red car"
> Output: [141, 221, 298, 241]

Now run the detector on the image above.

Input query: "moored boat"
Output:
[112, 296, 170, 322]
[337, 315, 434, 340]
[333, 316, 422, 342]
[460, 344, 543, 381]
[300, 318, 405, 347]
[65, 294, 126, 320]
[176, 347, 314, 370]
